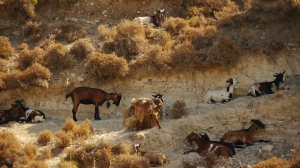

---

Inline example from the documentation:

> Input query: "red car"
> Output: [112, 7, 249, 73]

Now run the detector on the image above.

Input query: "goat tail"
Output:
[66, 93, 72, 100]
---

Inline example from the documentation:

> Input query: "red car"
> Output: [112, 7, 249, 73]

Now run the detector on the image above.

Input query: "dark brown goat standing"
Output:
[66, 87, 122, 121]
[221, 119, 268, 146]
[184, 132, 233, 157]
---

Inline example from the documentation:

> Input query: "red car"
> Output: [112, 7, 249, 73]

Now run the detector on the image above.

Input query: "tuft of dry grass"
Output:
[252, 156, 291, 168]
[2, 0, 35, 22]
[62, 118, 77, 133]
[54, 130, 73, 149]
[19, 63, 51, 88]
[94, 148, 115, 168]
[70, 39, 94, 60]
[42, 146, 52, 159]
[53, 22, 86, 43]
[0, 58, 10, 72]
[111, 141, 136, 155]
[72, 119, 94, 139]
[170, 100, 188, 119]
[110, 154, 151, 168]
[27, 161, 48, 168]
[163, 17, 188, 36]
[124, 115, 137, 131]
[57, 161, 78, 168]
[24, 143, 38, 160]
[85, 53, 129, 81]
[37, 129, 54, 146]
[98, 25, 117, 41]
[18, 46, 44, 70]
[0, 36, 14, 58]
[43, 42, 72, 72]
[22, 20, 44, 42]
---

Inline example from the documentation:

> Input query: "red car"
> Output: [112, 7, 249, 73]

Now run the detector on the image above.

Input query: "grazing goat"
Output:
[131, 93, 163, 130]
[247, 71, 285, 97]
[133, 9, 166, 27]
[199, 133, 236, 155]
[221, 119, 269, 147]
[0, 105, 20, 125]
[66, 87, 122, 121]
[203, 78, 239, 103]
[12, 100, 45, 123]
[134, 144, 169, 166]
[184, 132, 233, 157]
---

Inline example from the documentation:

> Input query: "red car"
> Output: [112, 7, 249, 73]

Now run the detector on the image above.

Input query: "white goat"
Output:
[133, 9, 165, 27]
[203, 78, 239, 103]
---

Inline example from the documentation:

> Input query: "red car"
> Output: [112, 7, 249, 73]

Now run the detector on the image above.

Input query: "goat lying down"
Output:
[133, 144, 169, 166]
[12, 100, 45, 123]
[203, 78, 239, 103]
[133, 9, 165, 27]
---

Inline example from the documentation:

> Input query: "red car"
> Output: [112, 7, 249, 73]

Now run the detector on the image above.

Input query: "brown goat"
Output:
[11, 100, 46, 123]
[66, 87, 122, 121]
[221, 119, 268, 146]
[184, 132, 233, 157]
[0, 105, 20, 125]
[131, 93, 163, 130]
[133, 144, 169, 166]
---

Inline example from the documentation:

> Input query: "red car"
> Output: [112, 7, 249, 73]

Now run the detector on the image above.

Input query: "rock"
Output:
[262, 145, 274, 151]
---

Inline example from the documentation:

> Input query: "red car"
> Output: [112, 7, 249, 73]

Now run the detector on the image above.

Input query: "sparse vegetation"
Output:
[37, 129, 54, 146]
[70, 39, 94, 60]
[170, 100, 188, 119]
[0, 36, 14, 58]
[22, 21, 44, 42]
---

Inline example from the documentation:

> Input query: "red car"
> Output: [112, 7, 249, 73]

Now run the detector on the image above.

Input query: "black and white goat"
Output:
[203, 78, 239, 103]
[12, 100, 46, 123]
[247, 71, 285, 97]
[133, 9, 166, 27]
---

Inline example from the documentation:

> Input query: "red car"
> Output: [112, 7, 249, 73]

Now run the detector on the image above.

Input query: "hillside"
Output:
[1, 0, 300, 167]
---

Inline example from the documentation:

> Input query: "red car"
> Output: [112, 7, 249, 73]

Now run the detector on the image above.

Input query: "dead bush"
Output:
[94, 148, 114, 168]
[37, 129, 54, 146]
[19, 63, 51, 88]
[98, 24, 117, 41]
[116, 20, 145, 40]
[64, 147, 92, 167]
[163, 17, 188, 36]
[62, 118, 77, 133]
[0, 71, 22, 90]
[24, 143, 38, 160]
[2, 0, 35, 22]
[54, 130, 72, 149]
[252, 156, 291, 168]
[43, 42, 72, 72]
[214, 0, 239, 20]
[0, 59, 10, 72]
[170, 100, 188, 119]
[59, 0, 76, 8]
[22, 21, 44, 42]
[72, 119, 94, 139]
[188, 15, 207, 28]
[27, 161, 48, 168]
[53, 22, 86, 43]
[85, 53, 129, 81]
[114, 38, 139, 59]
[18, 46, 44, 70]
[203, 152, 218, 168]
[70, 39, 94, 60]
[41, 146, 52, 159]
[57, 161, 78, 168]
[111, 141, 135, 155]
[0, 36, 14, 58]
[110, 154, 151, 168]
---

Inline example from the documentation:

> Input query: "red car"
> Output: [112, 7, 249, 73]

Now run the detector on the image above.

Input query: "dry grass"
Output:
[72, 119, 94, 139]
[43, 42, 72, 72]
[110, 154, 151, 168]
[85, 53, 129, 81]
[18, 45, 44, 70]
[57, 161, 78, 168]
[19, 63, 51, 88]
[0, 36, 14, 58]
[1, 0, 35, 22]
[53, 22, 86, 43]
[98, 24, 117, 41]
[62, 118, 77, 133]
[170, 100, 188, 119]
[24, 143, 38, 160]
[70, 39, 94, 60]
[37, 129, 54, 146]
[27, 161, 48, 168]
[22, 21, 44, 42]
[163, 17, 189, 36]
[252, 157, 291, 168]
[54, 130, 73, 149]
[0, 58, 10, 72]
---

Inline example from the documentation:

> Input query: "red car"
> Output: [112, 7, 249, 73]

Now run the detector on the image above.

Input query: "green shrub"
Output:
[85, 53, 129, 80]
[0, 36, 14, 58]
[70, 39, 94, 60]
[43, 42, 72, 72]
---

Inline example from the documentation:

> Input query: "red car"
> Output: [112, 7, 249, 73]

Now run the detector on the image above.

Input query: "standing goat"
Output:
[66, 87, 122, 121]
[203, 78, 239, 103]
[12, 100, 46, 123]
[247, 71, 285, 97]
[221, 119, 269, 147]
[131, 93, 163, 130]
[133, 9, 166, 27]
[184, 132, 233, 157]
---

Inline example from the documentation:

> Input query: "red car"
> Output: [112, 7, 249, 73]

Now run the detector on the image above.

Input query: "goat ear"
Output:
[282, 71, 286, 74]
[226, 78, 232, 83]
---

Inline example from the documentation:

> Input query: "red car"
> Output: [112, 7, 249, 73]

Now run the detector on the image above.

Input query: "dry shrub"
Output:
[0, 36, 14, 58]
[54, 22, 86, 43]
[203, 152, 218, 168]
[111, 141, 135, 155]
[70, 39, 94, 60]
[125, 112, 162, 131]
[42, 146, 52, 159]
[24, 143, 38, 160]
[110, 154, 151, 168]
[116, 20, 144, 40]
[72, 119, 94, 139]
[124, 115, 137, 131]
[37, 129, 54, 146]
[58, 161, 78, 168]
[188, 15, 207, 28]
[64, 147, 93, 167]
[38, 35, 56, 50]
[54, 130, 72, 149]
[0, 59, 9, 72]
[59, 0, 75, 8]
[214, 0, 239, 20]
[18, 46, 44, 70]
[43, 42, 72, 72]
[205, 36, 241, 68]
[170, 100, 188, 119]
[0, 131, 28, 167]
[27, 161, 48, 168]
[0, 71, 22, 90]
[123, 106, 135, 121]
[62, 118, 77, 133]
[19, 63, 51, 88]
[22, 21, 44, 42]
[252, 156, 291, 168]
[114, 38, 139, 59]
[147, 29, 173, 50]
[85, 53, 129, 81]
[2, 0, 35, 22]
[290, 142, 300, 167]
[94, 148, 115, 168]
[98, 25, 117, 41]
[163, 17, 188, 36]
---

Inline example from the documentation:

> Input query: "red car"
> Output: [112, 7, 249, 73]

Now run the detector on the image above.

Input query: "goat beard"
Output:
[106, 101, 110, 109]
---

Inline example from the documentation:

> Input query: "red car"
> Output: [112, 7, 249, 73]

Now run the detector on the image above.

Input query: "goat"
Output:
[134, 144, 169, 166]
[247, 71, 285, 97]
[131, 93, 163, 130]
[220, 119, 270, 147]
[133, 9, 166, 27]
[199, 133, 236, 155]
[66, 87, 122, 121]
[12, 100, 45, 123]
[203, 78, 239, 103]
[184, 132, 233, 157]
[0, 105, 21, 125]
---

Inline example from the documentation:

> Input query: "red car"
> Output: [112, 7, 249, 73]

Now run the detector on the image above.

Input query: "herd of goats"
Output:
[0, 70, 287, 164]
